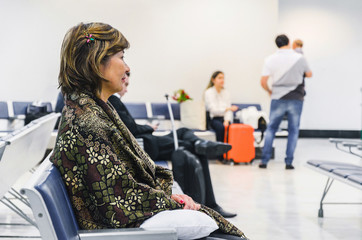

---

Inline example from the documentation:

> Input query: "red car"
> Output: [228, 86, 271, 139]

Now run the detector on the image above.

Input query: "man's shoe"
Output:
[259, 163, 267, 169]
[286, 165, 295, 170]
[194, 140, 232, 158]
[211, 205, 237, 218]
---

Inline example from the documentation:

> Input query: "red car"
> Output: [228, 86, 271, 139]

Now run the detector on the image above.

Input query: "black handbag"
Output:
[25, 102, 51, 125]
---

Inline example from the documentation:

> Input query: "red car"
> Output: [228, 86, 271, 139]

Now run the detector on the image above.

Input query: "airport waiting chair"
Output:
[0, 101, 23, 132]
[306, 138, 362, 218]
[123, 102, 149, 119]
[0, 102, 11, 133]
[0, 102, 9, 119]
[12, 101, 53, 118]
[21, 156, 177, 240]
[151, 103, 180, 120]
[12, 101, 32, 117]
[0, 113, 60, 225]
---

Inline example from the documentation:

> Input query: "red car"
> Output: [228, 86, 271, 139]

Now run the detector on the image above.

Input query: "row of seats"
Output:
[0, 100, 261, 122]
[1, 100, 261, 129]
[124, 102, 261, 121]
[307, 160, 362, 186]
[0, 113, 59, 199]
[0, 101, 53, 132]
[0, 101, 52, 119]
[0, 113, 60, 229]
[120, 102, 262, 144]
[306, 138, 362, 218]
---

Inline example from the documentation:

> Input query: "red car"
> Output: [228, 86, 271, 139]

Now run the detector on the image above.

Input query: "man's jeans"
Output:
[261, 99, 303, 165]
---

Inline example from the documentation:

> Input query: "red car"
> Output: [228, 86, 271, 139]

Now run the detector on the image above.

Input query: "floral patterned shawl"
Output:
[50, 91, 246, 238]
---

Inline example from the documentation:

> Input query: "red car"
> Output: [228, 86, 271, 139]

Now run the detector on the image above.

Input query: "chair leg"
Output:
[318, 177, 334, 218]
[318, 207, 324, 218]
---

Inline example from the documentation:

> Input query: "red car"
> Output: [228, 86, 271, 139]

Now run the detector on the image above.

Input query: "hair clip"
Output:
[84, 32, 95, 43]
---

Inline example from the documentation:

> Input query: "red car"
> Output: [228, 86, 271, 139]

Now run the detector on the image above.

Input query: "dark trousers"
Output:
[156, 127, 199, 160]
[210, 117, 225, 142]
[155, 128, 217, 208]
[198, 155, 217, 208]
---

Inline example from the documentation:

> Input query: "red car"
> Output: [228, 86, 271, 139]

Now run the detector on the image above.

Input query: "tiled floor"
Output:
[1, 138, 361, 239]
[210, 138, 362, 240]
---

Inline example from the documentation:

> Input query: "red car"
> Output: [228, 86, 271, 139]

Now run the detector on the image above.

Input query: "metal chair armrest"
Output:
[79, 228, 177, 240]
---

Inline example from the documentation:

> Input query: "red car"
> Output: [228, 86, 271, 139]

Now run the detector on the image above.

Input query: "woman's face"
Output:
[212, 73, 224, 88]
[119, 75, 129, 97]
[100, 51, 130, 97]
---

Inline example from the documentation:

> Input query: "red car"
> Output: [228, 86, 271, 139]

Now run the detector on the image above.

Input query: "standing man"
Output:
[259, 34, 312, 169]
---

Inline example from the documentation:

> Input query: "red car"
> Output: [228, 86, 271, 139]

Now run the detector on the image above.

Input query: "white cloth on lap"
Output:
[140, 209, 218, 239]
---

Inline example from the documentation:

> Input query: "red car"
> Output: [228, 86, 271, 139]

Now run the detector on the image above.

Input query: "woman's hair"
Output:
[59, 22, 129, 95]
[206, 71, 224, 89]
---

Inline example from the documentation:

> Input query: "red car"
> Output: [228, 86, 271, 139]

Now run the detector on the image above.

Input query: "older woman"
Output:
[51, 22, 246, 239]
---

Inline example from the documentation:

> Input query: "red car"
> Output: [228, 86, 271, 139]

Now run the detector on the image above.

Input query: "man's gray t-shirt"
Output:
[262, 49, 310, 100]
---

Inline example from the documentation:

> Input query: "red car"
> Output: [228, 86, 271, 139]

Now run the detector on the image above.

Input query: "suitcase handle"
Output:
[224, 124, 231, 160]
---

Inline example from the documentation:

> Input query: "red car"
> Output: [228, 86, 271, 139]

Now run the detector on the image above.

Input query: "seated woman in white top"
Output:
[204, 71, 238, 143]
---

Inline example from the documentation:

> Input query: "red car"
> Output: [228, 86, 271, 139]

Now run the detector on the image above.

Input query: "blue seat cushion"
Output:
[0, 102, 9, 119]
[36, 165, 80, 240]
[12, 102, 32, 115]
[307, 160, 356, 167]
[318, 163, 362, 172]
[151, 103, 180, 120]
[124, 103, 148, 119]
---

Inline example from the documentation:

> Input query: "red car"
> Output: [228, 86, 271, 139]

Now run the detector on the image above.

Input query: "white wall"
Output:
[0, 0, 277, 108]
[1, 0, 360, 131]
[278, 0, 362, 130]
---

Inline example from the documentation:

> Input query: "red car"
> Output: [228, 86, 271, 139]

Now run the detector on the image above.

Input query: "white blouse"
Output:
[204, 86, 233, 122]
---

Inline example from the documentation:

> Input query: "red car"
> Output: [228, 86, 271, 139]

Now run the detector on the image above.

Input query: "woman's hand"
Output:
[230, 105, 239, 112]
[171, 194, 200, 210]
[223, 120, 230, 126]
[147, 122, 158, 130]
[226, 105, 238, 112]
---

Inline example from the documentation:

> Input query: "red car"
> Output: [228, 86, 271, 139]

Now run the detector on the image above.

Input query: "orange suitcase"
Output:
[224, 123, 255, 163]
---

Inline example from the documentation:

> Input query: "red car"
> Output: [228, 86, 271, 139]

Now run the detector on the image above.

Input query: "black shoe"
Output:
[259, 163, 267, 169]
[211, 205, 237, 218]
[286, 164, 295, 170]
[194, 140, 232, 158]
